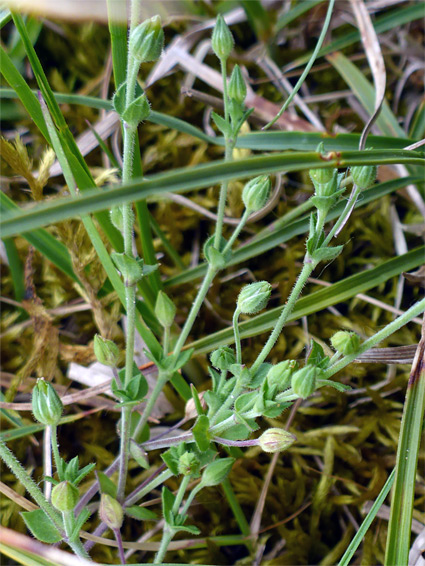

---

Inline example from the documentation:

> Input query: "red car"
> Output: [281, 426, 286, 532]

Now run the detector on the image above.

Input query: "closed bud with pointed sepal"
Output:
[94, 335, 120, 367]
[242, 175, 271, 212]
[266, 360, 297, 391]
[291, 365, 317, 399]
[32, 378, 63, 426]
[331, 331, 361, 355]
[99, 493, 124, 530]
[210, 346, 236, 371]
[211, 14, 234, 60]
[129, 16, 164, 64]
[258, 428, 296, 453]
[228, 65, 246, 104]
[350, 164, 377, 189]
[237, 281, 272, 314]
[51, 481, 79, 512]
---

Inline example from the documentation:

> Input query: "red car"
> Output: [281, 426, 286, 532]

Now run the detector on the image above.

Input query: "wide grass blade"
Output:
[188, 247, 425, 355]
[2, 150, 423, 238]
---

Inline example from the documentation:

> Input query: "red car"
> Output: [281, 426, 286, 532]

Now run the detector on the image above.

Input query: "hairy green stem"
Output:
[125, 469, 173, 506]
[172, 265, 217, 359]
[132, 371, 171, 442]
[251, 261, 315, 373]
[223, 208, 251, 253]
[63, 510, 90, 560]
[233, 308, 242, 364]
[116, 8, 142, 501]
[155, 475, 191, 564]
[0, 440, 63, 533]
[323, 184, 361, 246]
[50, 425, 61, 474]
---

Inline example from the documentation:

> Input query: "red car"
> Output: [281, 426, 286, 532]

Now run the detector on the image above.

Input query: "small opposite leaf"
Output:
[211, 111, 231, 137]
[162, 486, 176, 525]
[125, 505, 157, 521]
[311, 245, 344, 264]
[97, 471, 117, 498]
[112, 82, 126, 116]
[192, 414, 211, 452]
[21, 509, 62, 543]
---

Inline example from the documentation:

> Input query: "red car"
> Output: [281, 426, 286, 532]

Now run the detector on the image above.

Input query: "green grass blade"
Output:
[385, 341, 425, 565]
[409, 98, 425, 140]
[0, 46, 50, 141]
[1, 87, 419, 151]
[188, 247, 425, 355]
[339, 468, 395, 566]
[0, 192, 78, 283]
[2, 238, 25, 301]
[327, 52, 405, 139]
[2, 150, 423, 238]
[166, 176, 423, 287]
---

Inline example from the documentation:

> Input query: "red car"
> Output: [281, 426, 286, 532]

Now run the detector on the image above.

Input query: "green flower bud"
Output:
[312, 169, 338, 198]
[228, 65, 246, 104]
[309, 143, 334, 185]
[266, 360, 297, 391]
[111, 252, 143, 286]
[201, 457, 235, 487]
[129, 439, 149, 469]
[93, 335, 120, 367]
[350, 164, 377, 189]
[155, 291, 176, 328]
[258, 428, 296, 453]
[291, 365, 317, 399]
[211, 14, 234, 60]
[242, 175, 271, 212]
[99, 493, 124, 530]
[32, 378, 63, 426]
[237, 281, 272, 315]
[51, 481, 79, 512]
[177, 452, 200, 477]
[330, 331, 361, 355]
[129, 16, 164, 64]
[210, 346, 236, 371]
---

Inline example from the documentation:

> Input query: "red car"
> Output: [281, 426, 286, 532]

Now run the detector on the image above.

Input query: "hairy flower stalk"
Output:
[116, 9, 163, 503]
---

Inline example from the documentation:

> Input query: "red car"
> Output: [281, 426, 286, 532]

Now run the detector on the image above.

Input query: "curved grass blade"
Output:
[188, 247, 425, 355]
[2, 150, 423, 239]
